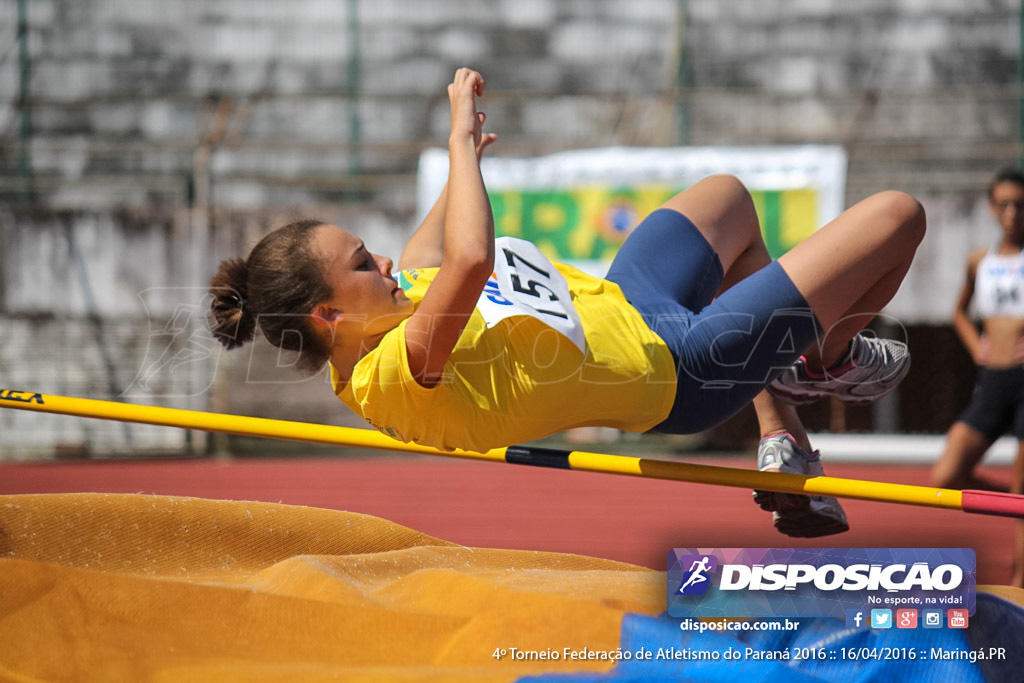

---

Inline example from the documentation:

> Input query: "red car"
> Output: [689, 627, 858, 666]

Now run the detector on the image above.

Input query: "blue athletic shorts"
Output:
[957, 366, 1024, 442]
[605, 208, 822, 434]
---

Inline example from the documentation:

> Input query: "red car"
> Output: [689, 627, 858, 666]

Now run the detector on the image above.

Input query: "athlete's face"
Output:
[989, 180, 1024, 243]
[312, 225, 413, 334]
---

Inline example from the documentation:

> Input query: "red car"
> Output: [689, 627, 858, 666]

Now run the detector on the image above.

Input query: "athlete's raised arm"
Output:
[403, 68, 495, 387]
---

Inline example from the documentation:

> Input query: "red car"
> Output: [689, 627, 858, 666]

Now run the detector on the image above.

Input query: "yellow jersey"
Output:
[332, 255, 676, 452]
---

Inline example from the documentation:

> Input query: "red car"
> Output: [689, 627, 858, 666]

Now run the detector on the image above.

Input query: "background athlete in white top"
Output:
[934, 167, 1024, 587]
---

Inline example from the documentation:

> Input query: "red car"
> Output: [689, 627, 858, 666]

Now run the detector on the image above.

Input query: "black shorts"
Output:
[957, 366, 1024, 441]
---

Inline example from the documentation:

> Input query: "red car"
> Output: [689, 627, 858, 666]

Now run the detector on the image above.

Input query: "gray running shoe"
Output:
[752, 433, 849, 538]
[768, 334, 910, 406]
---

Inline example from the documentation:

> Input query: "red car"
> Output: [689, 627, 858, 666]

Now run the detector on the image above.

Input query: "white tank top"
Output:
[975, 246, 1024, 318]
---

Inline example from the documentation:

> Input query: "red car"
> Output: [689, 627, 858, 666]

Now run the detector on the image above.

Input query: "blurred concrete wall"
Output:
[0, 0, 1020, 456]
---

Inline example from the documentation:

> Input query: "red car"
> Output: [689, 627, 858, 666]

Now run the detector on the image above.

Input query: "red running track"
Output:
[0, 455, 1016, 585]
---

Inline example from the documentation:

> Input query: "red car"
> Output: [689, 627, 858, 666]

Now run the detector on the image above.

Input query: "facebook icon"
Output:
[846, 609, 867, 629]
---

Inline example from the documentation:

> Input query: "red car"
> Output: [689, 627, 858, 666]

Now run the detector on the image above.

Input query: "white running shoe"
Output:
[752, 433, 849, 538]
[768, 334, 910, 406]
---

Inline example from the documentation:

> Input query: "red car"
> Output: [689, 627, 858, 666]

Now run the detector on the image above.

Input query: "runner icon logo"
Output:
[675, 555, 718, 595]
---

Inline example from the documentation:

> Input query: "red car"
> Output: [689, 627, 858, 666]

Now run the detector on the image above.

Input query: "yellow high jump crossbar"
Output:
[2, 388, 1023, 520]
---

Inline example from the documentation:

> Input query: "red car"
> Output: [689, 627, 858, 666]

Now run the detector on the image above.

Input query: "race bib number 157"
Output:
[476, 237, 586, 353]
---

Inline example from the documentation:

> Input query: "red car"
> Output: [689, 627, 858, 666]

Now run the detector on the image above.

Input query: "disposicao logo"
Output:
[667, 548, 976, 619]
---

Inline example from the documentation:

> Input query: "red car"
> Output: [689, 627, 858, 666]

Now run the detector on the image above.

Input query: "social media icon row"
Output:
[845, 608, 969, 629]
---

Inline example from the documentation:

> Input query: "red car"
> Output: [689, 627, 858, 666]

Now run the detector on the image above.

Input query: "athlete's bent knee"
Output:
[702, 173, 749, 200]
[876, 190, 926, 247]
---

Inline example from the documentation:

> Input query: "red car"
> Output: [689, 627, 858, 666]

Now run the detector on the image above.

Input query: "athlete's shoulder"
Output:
[967, 246, 989, 271]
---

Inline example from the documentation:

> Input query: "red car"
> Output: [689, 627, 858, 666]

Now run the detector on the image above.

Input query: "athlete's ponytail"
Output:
[209, 257, 256, 350]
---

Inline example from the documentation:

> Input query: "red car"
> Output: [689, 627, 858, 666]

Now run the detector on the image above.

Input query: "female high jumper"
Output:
[210, 68, 923, 539]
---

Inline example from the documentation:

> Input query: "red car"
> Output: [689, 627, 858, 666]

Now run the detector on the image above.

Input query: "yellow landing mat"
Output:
[0, 493, 664, 682]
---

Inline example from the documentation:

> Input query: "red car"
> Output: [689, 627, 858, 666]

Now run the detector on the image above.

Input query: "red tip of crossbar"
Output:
[961, 490, 1024, 519]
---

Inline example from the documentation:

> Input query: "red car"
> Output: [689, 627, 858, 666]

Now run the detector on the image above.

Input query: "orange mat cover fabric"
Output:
[0, 493, 665, 681]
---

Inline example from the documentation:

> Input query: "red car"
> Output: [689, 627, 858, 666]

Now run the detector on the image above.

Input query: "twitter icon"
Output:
[870, 609, 893, 629]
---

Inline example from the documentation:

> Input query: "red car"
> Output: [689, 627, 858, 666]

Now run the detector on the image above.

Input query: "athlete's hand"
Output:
[974, 337, 990, 366]
[1013, 337, 1024, 364]
[448, 68, 487, 148]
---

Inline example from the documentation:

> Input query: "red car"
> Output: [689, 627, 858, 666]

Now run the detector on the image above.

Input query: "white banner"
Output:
[417, 145, 847, 276]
